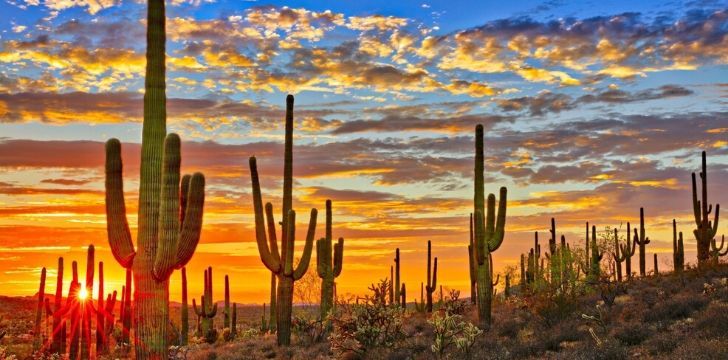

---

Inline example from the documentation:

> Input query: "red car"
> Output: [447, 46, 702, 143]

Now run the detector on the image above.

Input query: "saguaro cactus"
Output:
[613, 229, 626, 282]
[634, 208, 650, 276]
[249, 95, 317, 346]
[52, 257, 64, 353]
[473, 124, 507, 328]
[520, 254, 526, 286]
[672, 220, 684, 273]
[69, 261, 80, 360]
[103, 1, 206, 357]
[34, 267, 46, 350]
[96, 261, 105, 354]
[181, 267, 189, 346]
[224, 275, 231, 329]
[425, 240, 438, 313]
[692, 151, 719, 265]
[468, 214, 477, 304]
[231, 303, 237, 338]
[653, 254, 659, 275]
[710, 235, 727, 264]
[620, 222, 637, 280]
[588, 225, 604, 282]
[80, 244, 94, 360]
[192, 267, 217, 343]
[389, 266, 394, 305]
[400, 283, 406, 309]
[317, 199, 344, 319]
[394, 248, 401, 305]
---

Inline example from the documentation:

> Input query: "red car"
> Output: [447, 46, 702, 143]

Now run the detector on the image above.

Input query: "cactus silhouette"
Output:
[620, 222, 637, 280]
[181, 267, 189, 346]
[612, 228, 626, 282]
[96, 261, 105, 354]
[425, 240, 438, 313]
[249, 95, 317, 346]
[588, 225, 604, 282]
[394, 248, 401, 305]
[103, 1, 206, 357]
[51, 257, 64, 353]
[634, 208, 650, 276]
[34, 267, 46, 350]
[224, 275, 231, 329]
[193, 267, 218, 343]
[672, 220, 685, 273]
[317, 199, 344, 319]
[400, 283, 407, 309]
[710, 235, 727, 264]
[692, 151, 719, 265]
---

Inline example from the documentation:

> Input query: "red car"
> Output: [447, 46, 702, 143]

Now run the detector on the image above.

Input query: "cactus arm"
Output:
[484, 194, 496, 240]
[180, 174, 190, 223]
[207, 302, 218, 317]
[711, 205, 720, 238]
[283, 210, 295, 277]
[711, 235, 726, 253]
[333, 237, 344, 277]
[176, 172, 205, 268]
[431, 257, 438, 290]
[489, 187, 507, 251]
[316, 238, 326, 277]
[104, 138, 136, 268]
[192, 298, 203, 316]
[264, 203, 281, 265]
[692, 173, 701, 227]
[154, 134, 182, 281]
[293, 208, 318, 280]
[249, 156, 281, 273]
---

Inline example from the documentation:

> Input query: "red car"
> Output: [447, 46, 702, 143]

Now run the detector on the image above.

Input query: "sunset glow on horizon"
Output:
[1, 0, 727, 304]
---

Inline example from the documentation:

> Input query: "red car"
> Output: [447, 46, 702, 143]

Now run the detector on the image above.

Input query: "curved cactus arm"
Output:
[711, 205, 720, 238]
[176, 172, 205, 268]
[293, 208, 318, 280]
[154, 134, 182, 281]
[192, 298, 203, 316]
[207, 302, 218, 317]
[712, 235, 727, 255]
[333, 237, 344, 277]
[104, 138, 136, 268]
[180, 174, 190, 223]
[316, 238, 327, 278]
[488, 187, 508, 252]
[264, 203, 281, 265]
[692, 172, 701, 227]
[249, 156, 281, 273]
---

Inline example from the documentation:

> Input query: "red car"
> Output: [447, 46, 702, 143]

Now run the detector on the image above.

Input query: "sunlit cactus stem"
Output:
[249, 97, 317, 345]
[672, 220, 684, 273]
[613, 229, 626, 282]
[224, 275, 231, 329]
[181, 267, 189, 346]
[634, 208, 650, 276]
[620, 222, 637, 280]
[34, 267, 46, 350]
[317, 199, 344, 319]
[692, 151, 719, 265]
[51, 257, 64, 353]
[473, 124, 507, 328]
[425, 240, 438, 313]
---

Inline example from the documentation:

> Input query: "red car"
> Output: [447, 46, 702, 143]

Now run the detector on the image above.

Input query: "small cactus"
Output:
[612, 228, 626, 282]
[192, 267, 218, 343]
[425, 240, 438, 313]
[673, 220, 685, 273]
[317, 200, 344, 319]
[634, 208, 651, 276]
[620, 222, 637, 280]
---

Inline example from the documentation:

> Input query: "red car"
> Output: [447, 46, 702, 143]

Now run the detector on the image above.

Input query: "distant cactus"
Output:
[414, 282, 426, 313]
[231, 303, 237, 338]
[34, 267, 46, 350]
[588, 225, 604, 282]
[400, 283, 407, 309]
[672, 220, 685, 273]
[121, 269, 132, 346]
[249, 95, 318, 346]
[710, 235, 727, 265]
[692, 151, 719, 265]
[393, 248, 402, 306]
[51, 257, 63, 353]
[96, 261, 105, 353]
[520, 253, 526, 286]
[653, 254, 659, 275]
[389, 266, 394, 305]
[620, 222, 637, 280]
[193, 267, 218, 343]
[612, 228, 626, 282]
[224, 275, 231, 329]
[473, 124, 507, 328]
[103, 0, 206, 357]
[504, 274, 511, 298]
[425, 240, 438, 313]
[181, 267, 189, 346]
[317, 199, 344, 319]
[81, 244, 94, 360]
[69, 261, 80, 360]
[634, 208, 650, 276]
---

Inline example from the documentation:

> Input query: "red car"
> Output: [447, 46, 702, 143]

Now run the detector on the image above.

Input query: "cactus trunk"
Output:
[181, 267, 188, 346]
[34, 267, 46, 350]
[52, 257, 63, 353]
[317, 200, 344, 319]
[692, 152, 719, 265]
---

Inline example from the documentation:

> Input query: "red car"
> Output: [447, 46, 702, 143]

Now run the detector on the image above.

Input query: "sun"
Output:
[78, 287, 88, 301]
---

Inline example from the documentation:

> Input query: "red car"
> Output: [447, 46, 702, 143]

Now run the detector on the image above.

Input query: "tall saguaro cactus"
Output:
[425, 240, 438, 313]
[692, 151, 720, 265]
[588, 225, 604, 282]
[620, 222, 637, 280]
[473, 124, 507, 328]
[249, 95, 317, 346]
[634, 208, 650, 276]
[317, 199, 344, 319]
[224, 275, 231, 329]
[103, 0, 205, 357]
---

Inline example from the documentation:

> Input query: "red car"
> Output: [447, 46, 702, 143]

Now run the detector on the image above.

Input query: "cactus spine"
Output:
[425, 240, 438, 313]
[473, 124, 507, 328]
[634, 208, 650, 276]
[613, 228, 626, 282]
[249, 95, 317, 346]
[317, 199, 344, 319]
[34, 267, 46, 350]
[672, 220, 684, 273]
[692, 151, 719, 265]
[394, 248, 401, 304]
[620, 222, 637, 280]
[181, 267, 189, 346]
[103, 1, 206, 357]
[193, 267, 218, 342]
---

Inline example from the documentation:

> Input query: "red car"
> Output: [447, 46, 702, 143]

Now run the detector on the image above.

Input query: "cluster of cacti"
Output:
[424, 240, 438, 313]
[193, 267, 218, 343]
[524, 232, 541, 286]
[103, 0, 206, 357]
[250, 94, 317, 346]
[673, 220, 685, 273]
[692, 151, 720, 265]
[317, 199, 344, 319]
[633, 208, 650, 276]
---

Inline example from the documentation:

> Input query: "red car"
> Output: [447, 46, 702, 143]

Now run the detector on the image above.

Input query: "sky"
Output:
[0, 0, 727, 303]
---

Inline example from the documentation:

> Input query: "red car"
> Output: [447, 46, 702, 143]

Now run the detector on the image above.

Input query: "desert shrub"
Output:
[543, 320, 583, 351]
[693, 302, 728, 336]
[645, 331, 680, 355]
[507, 339, 545, 359]
[442, 289, 467, 315]
[643, 294, 708, 323]
[565, 340, 628, 360]
[328, 298, 405, 356]
[533, 292, 579, 327]
[428, 312, 482, 359]
[221, 327, 233, 342]
[291, 316, 326, 345]
[612, 322, 649, 346]
[671, 338, 728, 360]
[496, 317, 521, 338]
